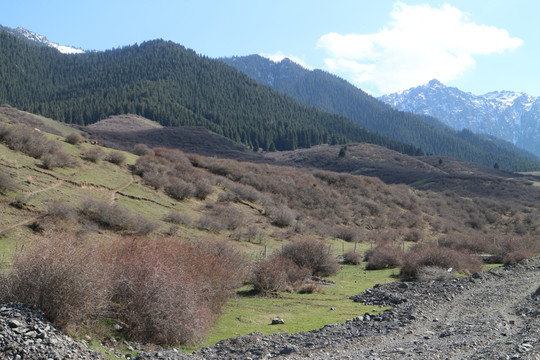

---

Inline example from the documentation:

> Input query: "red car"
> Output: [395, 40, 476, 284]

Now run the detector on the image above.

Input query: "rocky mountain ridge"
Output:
[380, 79, 540, 157]
[0, 24, 84, 54]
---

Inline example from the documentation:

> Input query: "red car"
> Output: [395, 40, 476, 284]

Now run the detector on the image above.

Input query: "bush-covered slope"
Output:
[0, 32, 420, 155]
[221, 55, 540, 171]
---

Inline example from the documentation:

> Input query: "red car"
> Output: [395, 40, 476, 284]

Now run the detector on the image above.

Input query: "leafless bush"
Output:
[46, 201, 77, 220]
[2, 233, 248, 345]
[105, 151, 126, 166]
[335, 227, 358, 242]
[267, 204, 296, 228]
[0, 170, 17, 193]
[65, 132, 84, 145]
[133, 143, 154, 156]
[416, 266, 456, 282]
[342, 250, 362, 265]
[503, 248, 537, 265]
[193, 178, 214, 200]
[42, 149, 78, 169]
[0, 234, 112, 330]
[82, 147, 105, 162]
[399, 245, 482, 280]
[163, 210, 192, 226]
[166, 178, 194, 200]
[79, 198, 156, 234]
[0, 124, 58, 158]
[197, 214, 226, 233]
[404, 229, 422, 242]
[365, 245, 404, 270]
[251, 256, 311, 293]
[110, 238, 247, 344]
[298, 281, 323, 294]
[281, 237, 339, 276]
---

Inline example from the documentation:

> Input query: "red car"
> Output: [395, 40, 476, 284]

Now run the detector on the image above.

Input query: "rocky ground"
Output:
[1, 258, 539, 360]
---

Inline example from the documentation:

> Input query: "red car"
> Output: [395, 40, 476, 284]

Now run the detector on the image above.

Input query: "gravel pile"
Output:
[2, 257, 539, 359]
[0, 303, 104, 359]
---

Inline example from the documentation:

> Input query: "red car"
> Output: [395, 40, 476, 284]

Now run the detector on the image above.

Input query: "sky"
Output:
[1, 0, 538, 96]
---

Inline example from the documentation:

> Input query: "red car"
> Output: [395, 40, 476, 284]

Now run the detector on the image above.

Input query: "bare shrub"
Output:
[281, 238, 339, 276]
[0, 234, 111, 330]
[110, 238, 247, 344]
[416, 266, 457, 282]
[166, 178, 194, 200]
[133, 143, 154, 156]
[82, 147, 105, 163]
[0, 124, 58, 158]
[197, 214, 226, 233]
[438, 234, 492, 254]
[0, 170, 17, 193]
[251, 256, 310, 293]
[131, 214, 159, 235]
[342, 250, 362, 265]
[404, 229, 422, 242]
[193, 178, 214, 200]
[105, 151, 126, 166]
[399, 245, 482, 281]
[42, 149, 78, 169]
[365, 245, 404, 270]
[503, 248, 538, 265]
[79, 198, 156, 234]
[46, 201, 77, 220]
[488, 235, 540, 264]
[3, 231, 248, 346]
[335, 227, 358, 242]
[163, 211, 192, 226]
[298, 281, 323, 294]
[267, 204, 296, 228]
[65, 132, 84, 145]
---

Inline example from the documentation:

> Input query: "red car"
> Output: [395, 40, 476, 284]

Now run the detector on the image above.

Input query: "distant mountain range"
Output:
[0, 25, 84, 54]
[380, 80, 540, 157]
[221, 55, 540, 171]
[0, 24, 539, 171]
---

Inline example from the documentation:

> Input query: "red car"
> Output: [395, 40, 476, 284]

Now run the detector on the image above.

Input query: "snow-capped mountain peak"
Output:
[379, 80, 540, 157]
[1, 25, 84, 54]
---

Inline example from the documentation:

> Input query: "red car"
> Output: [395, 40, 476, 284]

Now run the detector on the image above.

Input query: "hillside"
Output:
[221, 55, 540, 171]
[380, 79, 540, 157]
[1, 105, 539, 356]
[0, 31, 419, 156]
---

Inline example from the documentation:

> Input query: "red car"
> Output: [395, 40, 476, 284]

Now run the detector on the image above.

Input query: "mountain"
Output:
[221, 55, 540, 171]
[0, 25, 84, 54]
[380, 79, 540, 157]
[0, 30, 420, 155]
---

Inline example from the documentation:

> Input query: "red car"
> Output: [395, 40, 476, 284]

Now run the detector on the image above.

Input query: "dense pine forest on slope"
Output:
[222, 55, 540, 171]
[0, 32, 420, 155]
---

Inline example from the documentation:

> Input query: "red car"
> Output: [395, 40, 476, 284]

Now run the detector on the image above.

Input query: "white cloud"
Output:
[261, 51, 311, 69]
[317, 2, 523, 94]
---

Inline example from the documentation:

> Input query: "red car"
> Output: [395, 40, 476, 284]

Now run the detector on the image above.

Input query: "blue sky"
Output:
[1, 1, 538, 96]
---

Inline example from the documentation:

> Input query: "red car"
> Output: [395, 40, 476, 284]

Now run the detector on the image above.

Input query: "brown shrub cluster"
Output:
[342, 250, 362, 265]
[280, 237, 339, 277]
[399, 244, 482, 280]
[0, 235, 248, 345]
[0, 124, 58, 158]
[0, 169, 17, 193]
[0, 124, 77, 169]
[82, 147, 105, 162]
[105, 151, 126, 166]
[364, 245, 404, 270]
[79, 198, 158, 235]
[251, 256, 311, 293]
[251, 238, 338, 293]
[133, 149, 215, 201]
[65, 132, 85, 145]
